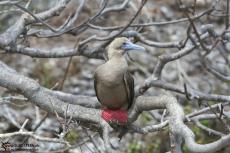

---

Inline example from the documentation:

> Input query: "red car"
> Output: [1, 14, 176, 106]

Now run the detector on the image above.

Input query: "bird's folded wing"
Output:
[123, 71, 134, 109]
[94, 73, 101, 103]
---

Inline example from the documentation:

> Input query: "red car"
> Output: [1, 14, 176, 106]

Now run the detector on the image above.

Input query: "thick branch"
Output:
[0, 61, 102, 124]
[129, 95, 230, 153]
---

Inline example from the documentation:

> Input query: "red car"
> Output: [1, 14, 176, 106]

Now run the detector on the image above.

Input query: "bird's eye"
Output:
[122, 42, 127, 45]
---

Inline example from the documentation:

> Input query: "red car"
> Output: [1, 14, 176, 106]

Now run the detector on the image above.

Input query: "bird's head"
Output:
[107, 37, 145, 59]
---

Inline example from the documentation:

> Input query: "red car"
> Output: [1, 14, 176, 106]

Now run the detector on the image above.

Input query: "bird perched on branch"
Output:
[94, 37, 145, 124]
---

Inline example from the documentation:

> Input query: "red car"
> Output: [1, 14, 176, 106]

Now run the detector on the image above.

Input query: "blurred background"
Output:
[0, 0, 230, 152]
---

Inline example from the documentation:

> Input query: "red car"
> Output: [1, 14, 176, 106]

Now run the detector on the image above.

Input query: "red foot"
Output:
[101, 109, 128, 124]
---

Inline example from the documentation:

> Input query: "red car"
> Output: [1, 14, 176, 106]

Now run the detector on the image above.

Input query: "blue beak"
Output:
[121, 41, 145, 52]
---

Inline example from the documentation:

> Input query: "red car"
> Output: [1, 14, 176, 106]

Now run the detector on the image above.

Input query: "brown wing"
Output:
[123, 71, 135, 110]
[94, 72, 101, 103]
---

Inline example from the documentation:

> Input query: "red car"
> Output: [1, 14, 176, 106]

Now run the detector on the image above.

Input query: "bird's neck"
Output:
[107, 55, 128, 72]
[99, 55, 128, 84]
[109, 55, 127, 64]
[108, 48, 123, 59]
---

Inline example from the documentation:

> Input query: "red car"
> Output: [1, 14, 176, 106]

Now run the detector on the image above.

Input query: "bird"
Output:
[94, 37, 145, 124]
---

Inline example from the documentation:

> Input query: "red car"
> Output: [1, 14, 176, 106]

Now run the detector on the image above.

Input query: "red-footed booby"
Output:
[94, 37, 145, 124]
